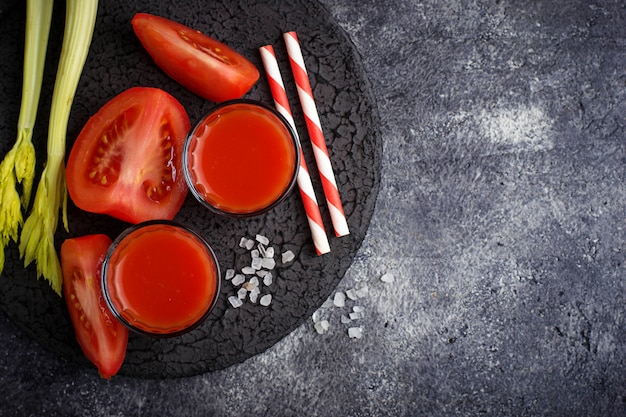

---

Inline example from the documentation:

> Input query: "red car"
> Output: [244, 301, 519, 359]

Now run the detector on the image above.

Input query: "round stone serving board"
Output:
[0, 0, 381, 378]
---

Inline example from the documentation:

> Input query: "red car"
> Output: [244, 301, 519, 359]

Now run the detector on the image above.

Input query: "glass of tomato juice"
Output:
[101, 221, 221, 337]
[183, 99, 301, 217]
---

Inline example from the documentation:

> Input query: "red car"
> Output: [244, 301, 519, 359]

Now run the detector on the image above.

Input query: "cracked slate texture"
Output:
[0, 0, 624, 416]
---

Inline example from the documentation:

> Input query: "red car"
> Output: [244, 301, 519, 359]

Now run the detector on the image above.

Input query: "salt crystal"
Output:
[255, 234, 270, 246]
[263, 272, 273, 286]
[355, 286, 369, 298]
[282, 250, 295, 264]
[250, 257, 263, 270]
[228, 296, 243, 308]
[314, 320, 330, 334]
[241, 266, 256, 275]
[261, 257, 276, 270]
[249, 287, 260, 303]
[333, 292, 346, 308]
[251, 249, 260, 259]
[353, 305, 365, 313]
[242, 280, 258, 292]
[245, 239, 255, 250]
[239, 237, 249, 248]
[225, 269, 235, 280]
[257, 244, 266, 258]
[340, 315, 351, 324]
[231, 274, 245, 286]
[349, 311, 362, 320]
[260, 294, 272, 306]
[381, 272, 395, 283]
[264, 246, 275, 258]
[346, 288, 358, 300]
[348, 327, 363, 339]
[237, 288, 248, 299]
[312, 310, 321, 323]
[256, 270, 268, 277]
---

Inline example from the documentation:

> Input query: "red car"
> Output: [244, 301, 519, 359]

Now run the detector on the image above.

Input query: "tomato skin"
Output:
[61, 234, 128, 379]
[132, 13, 260, 102]
[66, 87, 190, 224]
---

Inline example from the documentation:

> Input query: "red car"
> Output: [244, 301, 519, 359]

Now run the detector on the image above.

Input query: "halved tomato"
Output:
[131, 13, 260, 102]
[61, 234, 128, 379]
[66, 87, 190, 224]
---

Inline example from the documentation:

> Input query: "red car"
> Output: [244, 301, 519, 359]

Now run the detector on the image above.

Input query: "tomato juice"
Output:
[184, 100, 300, 216]
[101, 221, 220, 337]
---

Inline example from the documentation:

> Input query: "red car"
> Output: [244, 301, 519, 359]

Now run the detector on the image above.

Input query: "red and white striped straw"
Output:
[259, 44, 331, 255]
[283, 31, 350, 237]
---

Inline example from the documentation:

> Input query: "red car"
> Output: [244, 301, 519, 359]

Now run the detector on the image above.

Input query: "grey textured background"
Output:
[1, 0, 625, 416]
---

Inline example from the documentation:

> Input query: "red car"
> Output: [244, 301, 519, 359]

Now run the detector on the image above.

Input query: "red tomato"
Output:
[131, 13, 260, 102]
[61, 234, 128, 379]
[66, 87, 190, 224]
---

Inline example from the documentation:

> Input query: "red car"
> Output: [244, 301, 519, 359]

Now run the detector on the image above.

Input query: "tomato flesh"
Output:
[61, 234, 128, 379]
[66, 87, 190, 224]
[132, 13, 260, 102]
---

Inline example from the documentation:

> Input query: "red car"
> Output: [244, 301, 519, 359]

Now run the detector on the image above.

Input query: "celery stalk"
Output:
[0, 0, 53, 276]
[19, 0, 99, 295]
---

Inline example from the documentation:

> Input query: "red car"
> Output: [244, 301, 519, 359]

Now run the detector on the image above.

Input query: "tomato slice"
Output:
[61, 234, 128, 379]
[66, 87, 190, 224]
[131, 13, 260, 102]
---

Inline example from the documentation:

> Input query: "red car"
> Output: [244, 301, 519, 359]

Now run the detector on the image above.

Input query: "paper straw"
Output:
[259, 45, 330, 255]
[283, 31, 350, 238]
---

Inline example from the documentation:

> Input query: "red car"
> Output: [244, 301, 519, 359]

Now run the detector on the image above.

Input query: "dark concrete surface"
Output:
[1, 0, 624, 416]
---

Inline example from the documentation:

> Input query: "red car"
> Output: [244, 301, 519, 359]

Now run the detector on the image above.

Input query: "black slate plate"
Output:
[0, 0, 381, 378]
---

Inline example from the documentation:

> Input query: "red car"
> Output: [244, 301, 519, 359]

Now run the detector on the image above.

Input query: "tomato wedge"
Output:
[61, 234, 128, 379]
[131, 13, 260, 102]
[66, 87, 190, 224]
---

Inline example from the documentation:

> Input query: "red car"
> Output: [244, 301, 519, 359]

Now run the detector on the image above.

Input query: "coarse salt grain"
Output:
[314, 320, 330, 334]
[242, 280, 258, 292]
[346, 288, 358, 300]
[225, 269, 235, 280]
[333, 291, 346, 308]
[340, 315, 351, 324]
[260, 294, 272, 306]
[237, 288, 248, 299]
[381, 272, 395, 283]
[349, 311, 362, 320]
[245, 239, 255, 250]
[256, 234, 270, 246]
[263, 272, 273, 286]
[312, 310, 321, 323]
[282, 250, 295, 264]
[355, 286, 369, 298]
[348, 327, 363, 339]
[251, 249, 260, 259]
[239, 237, 249, 248]
[261, 257, 276, 270]
[265, 246, 275, 258]
[231, 274, 245, 286]
[241, 266, 256, 275]
[249, 287, 261, 303]
[228, 296, 243, 308]
[250, 257, 263, 270]
[256, 269, 268, 277]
